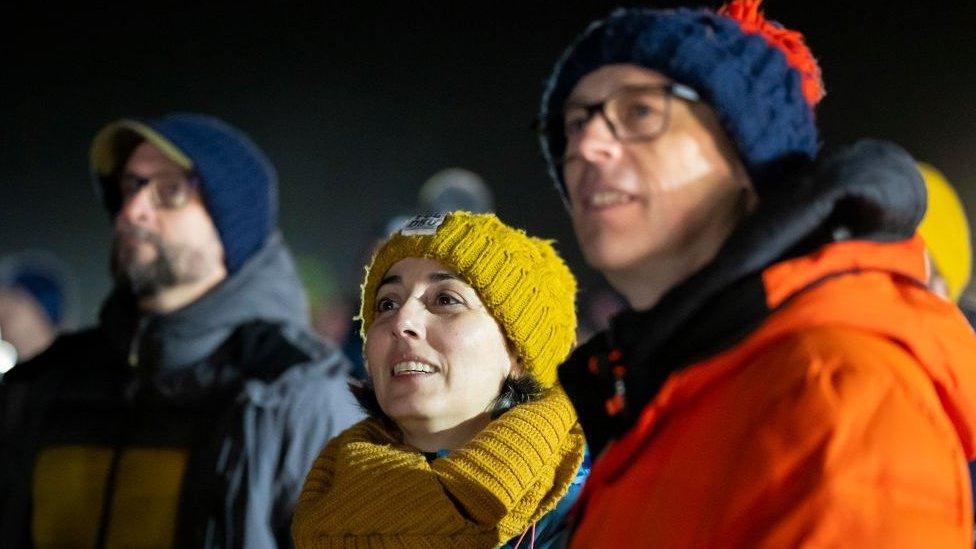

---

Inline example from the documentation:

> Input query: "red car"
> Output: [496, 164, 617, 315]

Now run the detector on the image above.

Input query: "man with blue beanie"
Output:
[538, 0, 976, 545]
[0, 113, 362, 547]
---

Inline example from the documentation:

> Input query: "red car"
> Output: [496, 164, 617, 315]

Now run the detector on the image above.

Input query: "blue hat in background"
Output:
[0, 250, 75, 328]
[90, 113, 279, 273]
[539, 0, 825, 200]
[12, 270, 63, 326]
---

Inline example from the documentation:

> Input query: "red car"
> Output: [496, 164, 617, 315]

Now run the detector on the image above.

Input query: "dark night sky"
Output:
[3, 2, 975, 323]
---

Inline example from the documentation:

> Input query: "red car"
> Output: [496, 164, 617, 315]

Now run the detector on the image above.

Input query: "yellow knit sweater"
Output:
[292, 387, 585, 548]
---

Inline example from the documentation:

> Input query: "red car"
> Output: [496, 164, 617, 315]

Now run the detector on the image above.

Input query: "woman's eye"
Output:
[376, 296, 398, 313]
[434, 293, 462, 307]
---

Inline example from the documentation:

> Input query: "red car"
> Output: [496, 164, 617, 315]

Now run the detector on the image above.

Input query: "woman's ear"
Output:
[507, 346, 524, 377]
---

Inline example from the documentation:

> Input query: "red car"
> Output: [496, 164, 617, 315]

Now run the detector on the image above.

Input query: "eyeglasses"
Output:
[539, 83, 700, 160]
[117, 172, 199, 210]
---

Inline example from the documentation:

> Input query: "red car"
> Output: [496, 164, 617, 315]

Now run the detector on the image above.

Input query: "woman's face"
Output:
[365, 257, 517, 436]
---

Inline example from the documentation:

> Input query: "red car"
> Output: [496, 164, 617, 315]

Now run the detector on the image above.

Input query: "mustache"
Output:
[111, 225, 165, 278]
[115, 225, 163, 246]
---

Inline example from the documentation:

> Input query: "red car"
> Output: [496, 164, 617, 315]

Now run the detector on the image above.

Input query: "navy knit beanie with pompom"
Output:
[539, 0, 825, 200]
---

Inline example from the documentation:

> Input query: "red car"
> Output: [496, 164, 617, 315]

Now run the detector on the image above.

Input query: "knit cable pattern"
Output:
[539, 1, 822, 198]
[292, 386, 585, 548]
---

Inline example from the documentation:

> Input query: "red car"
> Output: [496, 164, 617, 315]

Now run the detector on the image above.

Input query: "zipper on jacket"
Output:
[128, 317, 148, 368]
[93, 447, 124, 549]
[96, 315, 148, 547]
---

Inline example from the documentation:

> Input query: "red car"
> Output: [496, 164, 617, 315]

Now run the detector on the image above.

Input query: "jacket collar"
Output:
[100, 231, 309, 374]
[561, 140, 929, 454]
[611, 139, 925, 363]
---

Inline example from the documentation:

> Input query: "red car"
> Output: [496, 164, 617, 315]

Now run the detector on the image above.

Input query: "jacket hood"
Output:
[101, 231, 310, 373]
[754, 235, 976, 457]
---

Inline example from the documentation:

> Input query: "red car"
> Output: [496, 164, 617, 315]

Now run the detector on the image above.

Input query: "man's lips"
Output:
[116, 226, 158, 246]
[585, 189, 636, 209]
[119, 233, 150, 246]
[579, 187, 638, 212]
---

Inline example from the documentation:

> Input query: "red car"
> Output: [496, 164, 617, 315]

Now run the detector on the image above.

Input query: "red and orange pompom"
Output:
[719, 0, 825, 106]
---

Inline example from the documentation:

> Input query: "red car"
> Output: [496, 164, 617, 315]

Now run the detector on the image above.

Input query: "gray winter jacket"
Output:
[0, 233, 363, 548]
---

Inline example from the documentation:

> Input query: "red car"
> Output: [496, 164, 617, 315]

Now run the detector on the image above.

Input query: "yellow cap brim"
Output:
[90, 119, 193, 176]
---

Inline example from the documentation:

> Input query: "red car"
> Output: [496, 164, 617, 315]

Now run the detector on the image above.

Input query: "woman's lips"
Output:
[391, 360, 439, 376]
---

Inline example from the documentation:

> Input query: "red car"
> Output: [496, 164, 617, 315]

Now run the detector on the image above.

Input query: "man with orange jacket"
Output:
[536, 0, 976, 546]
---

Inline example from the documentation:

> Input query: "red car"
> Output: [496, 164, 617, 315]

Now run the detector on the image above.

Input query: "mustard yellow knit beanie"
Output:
[359, 211, 577, 388]
[917, 162, 972, 302]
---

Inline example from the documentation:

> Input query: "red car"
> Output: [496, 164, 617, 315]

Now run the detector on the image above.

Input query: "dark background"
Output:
[3, 1, 975, 324]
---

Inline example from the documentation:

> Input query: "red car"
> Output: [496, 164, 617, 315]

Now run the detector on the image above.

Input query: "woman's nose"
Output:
[392, 298, 425, 339]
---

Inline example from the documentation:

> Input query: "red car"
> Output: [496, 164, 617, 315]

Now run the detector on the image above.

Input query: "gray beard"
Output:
[113, 227, 210, 297]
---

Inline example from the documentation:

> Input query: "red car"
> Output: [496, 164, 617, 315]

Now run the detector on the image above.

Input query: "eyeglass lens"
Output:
[118, 174, 195, 209]
[563, 87, 671, 142]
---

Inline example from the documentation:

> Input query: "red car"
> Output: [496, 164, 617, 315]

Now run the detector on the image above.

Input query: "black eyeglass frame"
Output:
[535, 82, 701, 163]
[116, 171, 202, 211]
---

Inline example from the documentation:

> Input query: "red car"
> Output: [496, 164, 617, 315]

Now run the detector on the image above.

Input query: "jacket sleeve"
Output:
[227, 363, 364, 549]
[0, 337, 75, 548]
[0, 375, 38, 548]
[721, 327, 973, 547]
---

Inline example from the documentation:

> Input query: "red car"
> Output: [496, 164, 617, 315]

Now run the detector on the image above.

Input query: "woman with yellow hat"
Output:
[292, 211, 587, 548]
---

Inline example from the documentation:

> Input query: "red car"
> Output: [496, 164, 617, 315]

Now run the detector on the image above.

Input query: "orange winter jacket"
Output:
[565, 235, 976, 547]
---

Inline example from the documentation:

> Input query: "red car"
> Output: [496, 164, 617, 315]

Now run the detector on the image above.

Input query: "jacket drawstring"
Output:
[513, 522, 536, 549]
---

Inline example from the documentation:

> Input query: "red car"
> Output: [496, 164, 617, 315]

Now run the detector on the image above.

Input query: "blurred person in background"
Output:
[418, 167, 495, 214]
[0, 113, 362, 548]
[916, 162, 972, 305]
[297, 255, 354, 346]
[293, 212, 587, 548]
[535, 0, 976, 545]
[0, 251, 75, 364]
[916, 161, 976, 523]
[0, 327, 16, 376]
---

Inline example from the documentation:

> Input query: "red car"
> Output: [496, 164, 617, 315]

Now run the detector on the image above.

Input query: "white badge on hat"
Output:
[400, 214, 447, 236]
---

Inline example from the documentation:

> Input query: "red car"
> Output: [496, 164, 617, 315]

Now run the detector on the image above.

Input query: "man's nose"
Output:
[573, 114, 624, 165]
[116, 186, 156, 228]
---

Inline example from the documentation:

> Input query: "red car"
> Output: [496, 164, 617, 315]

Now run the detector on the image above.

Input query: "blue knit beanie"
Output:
[90, 113, 278, 273]
[0, 251, 74, 328]
[12, 270, 64, 326]
[539, 0, 825, 199]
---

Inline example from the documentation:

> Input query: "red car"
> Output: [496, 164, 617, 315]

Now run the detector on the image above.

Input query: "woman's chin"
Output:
[381, 401, 439, 427]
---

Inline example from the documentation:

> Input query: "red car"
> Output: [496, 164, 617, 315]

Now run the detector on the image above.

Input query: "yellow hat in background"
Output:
[917, 162, 972, 301]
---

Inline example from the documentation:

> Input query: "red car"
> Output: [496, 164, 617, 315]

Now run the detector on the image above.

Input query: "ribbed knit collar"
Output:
[293, 387, 585, 548]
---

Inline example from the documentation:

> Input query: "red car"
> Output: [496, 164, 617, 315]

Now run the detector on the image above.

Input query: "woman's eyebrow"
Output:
[429, 272, 459, 282]
[378, 272, 458, 289]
